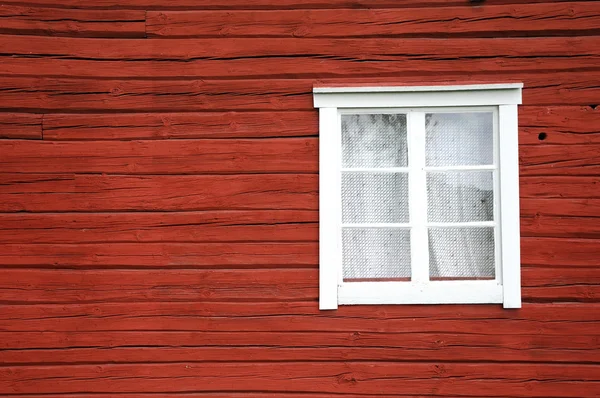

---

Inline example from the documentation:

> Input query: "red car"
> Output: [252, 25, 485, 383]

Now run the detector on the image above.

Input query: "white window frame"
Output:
[314, 84, 523, 310]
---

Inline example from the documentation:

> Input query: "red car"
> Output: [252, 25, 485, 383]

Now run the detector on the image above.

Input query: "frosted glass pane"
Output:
[427, 172, 493, 222]
[342, 172, 409, 223]
[426, 112, 493, 167]
[342, 114, 408, 168]
[343, 228, 411, 280]
[429, 228, 495, 279]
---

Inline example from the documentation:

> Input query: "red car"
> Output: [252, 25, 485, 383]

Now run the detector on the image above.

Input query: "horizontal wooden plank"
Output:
[0, 77, 312, 112]
[1, 36, 598, 80]
[0, 243, 318, 267]
[0, 139, 318, 174]
[0, 73, 598, 113]
[0, 173, 318, 212]
[0, 302, 598, 333]
[1, 362, 598, 396]
[0, 269, 318, 304]
[3, 139, 596, 176]
[0, 5, 146, 37]
[0, 0, 584, 10]
[521, 198, 600, 218]
[520, 144, 600, 176]
[521, 215, 600, 239]
[0, 267, 596, 305]
[521, 238, 600, 267]
[0, 112, 42, 139]
[42, 111, 318, 140]
[3, 327, 597, 353]
[6, 35, 596, 59]
[0, 211, 318, 244]
[519, 176, 600, 198]
[38, 107, 599, 143]
[147, 3, 600, 38]
[522, 267, 600, 302]
[520, 105, 600, 145]
[0, 237, 589, 268]
[1, 339, 599, 365]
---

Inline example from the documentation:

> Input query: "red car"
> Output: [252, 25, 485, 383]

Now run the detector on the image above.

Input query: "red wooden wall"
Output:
[0, 1, 599, 396]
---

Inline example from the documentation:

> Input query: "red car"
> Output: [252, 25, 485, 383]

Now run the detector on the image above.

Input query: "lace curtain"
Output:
[341, 112, 495, 280]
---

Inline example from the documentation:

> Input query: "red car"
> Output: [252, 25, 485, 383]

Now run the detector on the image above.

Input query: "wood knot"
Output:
[338, 372, 357, 385]
[434, 364, 447, 376]
[350, 331, 361, 341]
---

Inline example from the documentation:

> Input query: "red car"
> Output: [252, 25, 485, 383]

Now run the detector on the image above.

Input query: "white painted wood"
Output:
[427, 221, 496, 228]
[339, 280, 503, 305]
[341, 167, 410, 173]
[424, 165, 496, 171]
[315, 84, 522, 309]
[342, 223, 411, 228]
[499, 104, 522, 309]
[314, 83, 523, 94]
[314, 85, 523, 109]
[408, 112, 429, 284]
[319, 107, 340, 310]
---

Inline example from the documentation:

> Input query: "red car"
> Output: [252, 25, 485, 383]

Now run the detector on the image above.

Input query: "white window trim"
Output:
[315, 84, 523, 310]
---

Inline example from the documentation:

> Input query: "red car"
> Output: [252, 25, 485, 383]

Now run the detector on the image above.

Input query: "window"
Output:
[314, 84, 522, 310]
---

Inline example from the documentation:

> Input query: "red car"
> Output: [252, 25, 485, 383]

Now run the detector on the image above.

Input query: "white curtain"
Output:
[341, 112, 495, 280]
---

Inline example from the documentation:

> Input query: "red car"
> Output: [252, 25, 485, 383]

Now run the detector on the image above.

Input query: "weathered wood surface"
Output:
[0, 5, 146, 37]
[0, 174, 318, 212]
[0, 242, 318, 268]
[0, 210, 593, 245]
[0, 113, 42, 139]
[1, 362, 598, 396]
[0, 2, 599, 397]
[0, 238, 596, 268]
[0, 0, 587, 10]
[2, 173, 597, 212]
[35, 107, 600, 142]
[4, 139, 598, 175]
[520, 106, 600, 145]
[0, 267, 596, 304]
[1, 74, 598, 113]
[1, 36, 598, 80]
[42, 112, 318, 140]
[0, 139, 319, 174]
[147, 3, 600, 38]
[0, 211, 319, 243]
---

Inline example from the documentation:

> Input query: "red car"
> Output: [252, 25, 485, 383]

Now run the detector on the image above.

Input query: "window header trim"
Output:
[313, 83, 523, 108]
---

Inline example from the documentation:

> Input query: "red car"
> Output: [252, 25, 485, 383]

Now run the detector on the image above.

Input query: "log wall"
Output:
[0, 1, 599, 396]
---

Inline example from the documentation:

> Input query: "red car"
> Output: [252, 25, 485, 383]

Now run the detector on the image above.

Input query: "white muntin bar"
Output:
[408, 111, 429, 283]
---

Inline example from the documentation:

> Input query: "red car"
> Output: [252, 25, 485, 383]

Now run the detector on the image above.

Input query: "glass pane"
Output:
[426, 112, 493, 167]
[427, 172, 493, 222]
[429, 228, 495, 279]
[342, 172, 409, 223]
[342, 114, 408, 168]
[343, 228, 411, 280]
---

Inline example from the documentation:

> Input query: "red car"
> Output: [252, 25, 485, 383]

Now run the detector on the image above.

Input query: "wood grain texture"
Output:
[3, 139, 598, 176]
[520, 106, 600, 145]
[0, 302, 598, 333]
[0, 242, 318, 268]
[1, 362, 598, 396]
[0, 173, 318, 212]
[1, 73, 598, 113]
[0, 239, 595, 268]
[0, 139, 318, 174]
[0, 211, 318, 244]
[0, 36, 597, 80]
[0, 267, 596, 304]
[0, 5, 145, 37]
[42, 112, 318, 140]
[147, 3, 600, 38]
[0, 0, 585, 10]
[0, 112, 42, 139]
